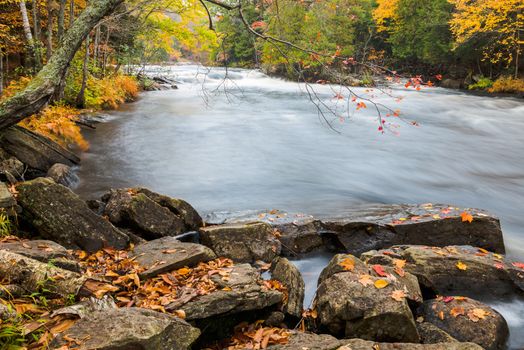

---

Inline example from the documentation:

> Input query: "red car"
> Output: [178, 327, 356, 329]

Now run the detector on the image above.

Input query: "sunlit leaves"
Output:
[456, 261, 468, 271]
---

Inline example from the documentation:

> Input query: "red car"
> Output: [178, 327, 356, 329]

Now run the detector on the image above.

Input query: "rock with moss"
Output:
[50, 307, 200, 350]
[199, 222, 281, 263]
[16, 177, 129, 252]
[46, 163, 78, 187]
[270, 257, 305, 318]
[337, 339, 483, 350]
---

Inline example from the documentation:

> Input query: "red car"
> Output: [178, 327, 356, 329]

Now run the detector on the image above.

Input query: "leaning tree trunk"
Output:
[0, 0, 124, 131]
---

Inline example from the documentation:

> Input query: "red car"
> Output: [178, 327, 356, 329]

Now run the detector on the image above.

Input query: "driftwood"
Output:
[0, 250, 105, 298]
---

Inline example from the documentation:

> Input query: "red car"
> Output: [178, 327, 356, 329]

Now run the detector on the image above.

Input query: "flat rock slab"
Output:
[267, 331, 345, 349]
[130, 237, 216, 279]
[320, 203, 504, 255]
[361, 245, 524, 298]
[50, 307, 200, 350]
[16, 178, 129, 252]
[337, 339, 483, 350]
[419, 297, 509, 350]
[205, 210, 323, 256]
[200, 222, 281, 263]
[168, 264, 283, 321]
[315, 254, 422, 341]
[0, 239, 80, 272]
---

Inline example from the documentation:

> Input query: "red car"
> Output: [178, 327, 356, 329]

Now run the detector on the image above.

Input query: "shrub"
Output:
[0, 77, 32, 101]
[488, 76, 524, 94]
[468, 77, 493, 90]
[18, 105, 89, 151]
[85, 75, 139, 109]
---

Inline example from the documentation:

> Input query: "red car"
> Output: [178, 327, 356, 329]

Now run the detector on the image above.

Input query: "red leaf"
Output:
[512, 262, 524, 270]
[372, 264, 388, 277]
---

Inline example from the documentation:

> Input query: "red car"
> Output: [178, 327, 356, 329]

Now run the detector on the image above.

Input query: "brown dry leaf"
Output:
[177, 267, 191, 275]
[338, 257, 355, 271]
[467, 308, 489, 322]
[438, 311, 445, 320]
[50, 318, 76, 335]
[173, 310, 186, 319]
[374, 279, 389, 289]
[162, 249, 178, 254]
[450, 306, 465, 317]
[394, 259, 406, 269]
[358, 274, 374, 287]
[391, 289, 406, 301]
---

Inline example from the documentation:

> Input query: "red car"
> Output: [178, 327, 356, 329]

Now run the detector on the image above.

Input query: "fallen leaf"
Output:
[391, 289, 406, 301]
[338, 257, 355, 271]
[460, 211, 473, 223]
[467, 308, 489, 322]
[494, 262, 505, 270]
[438, 311, 445, 320]
[372, 264, 389, 277]
[450, 306, 465, 317]
[442, 296, 455, 303]
[358, 274, 374, 287]
[374, 279, 389, 289]
[512, 262, 524, 270]
[456, 261, 468, 271]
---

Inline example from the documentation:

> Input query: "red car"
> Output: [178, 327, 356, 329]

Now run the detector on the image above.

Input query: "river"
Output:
[74, 64, 524, 348]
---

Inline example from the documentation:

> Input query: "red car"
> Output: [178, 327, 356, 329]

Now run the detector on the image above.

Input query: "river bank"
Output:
[1, 65, 524, 349]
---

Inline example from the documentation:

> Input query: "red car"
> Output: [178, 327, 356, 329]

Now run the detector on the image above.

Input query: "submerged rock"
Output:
[270, 257, 305, 318]
[200, 222, 281, 263]
[16, 178, 129, 252]
[320, 203, 504, 255]
[102, 188, 202, 239]
[130, 237, 216, 279]
[50, 307, 200, 350]
[361, 245, 524, 298]
[315, 254, 422, 341]
[419, 297, 509, 350]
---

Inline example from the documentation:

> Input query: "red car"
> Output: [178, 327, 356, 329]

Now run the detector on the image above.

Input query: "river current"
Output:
[74, 64, 524, 348]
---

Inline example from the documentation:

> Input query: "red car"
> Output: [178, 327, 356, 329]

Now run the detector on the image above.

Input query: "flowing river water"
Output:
[74, 64, 524, 348]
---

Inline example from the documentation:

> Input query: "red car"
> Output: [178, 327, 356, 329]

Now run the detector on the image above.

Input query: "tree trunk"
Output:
[93, 25, 101, 69]
[46, 0, 54, 60]
[76, 35, 90, 107]
[32, 0, 43, 70]
[102, 26, 111, 75]
[0, 0, 125, 131]
[58, 0, 66, 42]
[0, 49, 3, 97]
[20, 0, 34, 44]
[69, 0, 75, 26]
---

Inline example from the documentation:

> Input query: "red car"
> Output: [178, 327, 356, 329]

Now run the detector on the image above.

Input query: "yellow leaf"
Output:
[338, 257, 355, 271]
[374, 279, 389, 289]
[460, 211, 473, 223]
[456, 261, 468, 271]
[177, 267, 191, 275]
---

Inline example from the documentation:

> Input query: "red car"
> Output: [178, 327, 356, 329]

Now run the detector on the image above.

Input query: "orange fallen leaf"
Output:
[438, 311, 445, 320]
[467, 308, 489, 322]
[450, 306, 465, 317]
[456, 261, 468, 271]
[391, 289, 406, 301]
[338, 257, 355, 271]
[460, 211, 473, 223]
[358, 274, 374, 287]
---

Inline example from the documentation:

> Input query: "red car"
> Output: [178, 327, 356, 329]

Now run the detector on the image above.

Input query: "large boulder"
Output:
[50, 307, 200, 350]
[168, 263, 283, 321]
[314, 254, 422, 341]
[102, 188, 202, 239]
[129, 237, 216, 279]
[205, 210, 324, 256]
[16, 178, 129, 252]
[419, 297, 509, 350]
[320, 204, 504, 255]
[361, 245, 524, 298]
[270, 257, 305, 318]
[0, 239, 80, 272]
[199, 222, 281, 263]
[417, 322, 458, 344]
[337, 339, 483, 350]
[0, 126, 79, 176]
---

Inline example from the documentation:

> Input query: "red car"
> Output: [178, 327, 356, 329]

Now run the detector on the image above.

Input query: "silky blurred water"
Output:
[75, 64, 524, 348]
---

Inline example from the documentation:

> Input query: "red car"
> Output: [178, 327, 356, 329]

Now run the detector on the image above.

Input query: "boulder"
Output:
[0, 126, 79, 176]
[267, 331, 344, 349]
[417, 322, 458, 344]
[317, 254, 369, 286]
[337, 339, 483, 350]
[167, 264, 283, 321]
[46, 163, 79, 187]
[0, 156, 24, 184]
[320, 203, 504, 255]
[440, 78, 464, 89]
[205, 210, 323, 256]
[102, 188, 202, 239]
[200, 222, 281, 263]
[361, 245, 524, 298]
[270, 257, 305, 318]
[130, 237, 216, 279]
[419, 297, 509, 350]
[0, 181, 16, 208]
[16, 178, 129, 252]
[315, 255, 422, 341]
[50, 307, 200, 350]
[0, 239, 80, 272]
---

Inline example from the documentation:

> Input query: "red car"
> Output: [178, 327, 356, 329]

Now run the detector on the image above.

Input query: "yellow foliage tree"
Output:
[448, 0, 524, 77]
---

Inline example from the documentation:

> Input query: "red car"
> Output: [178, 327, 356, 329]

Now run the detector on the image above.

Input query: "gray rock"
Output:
[0, 156, 24, 184]
[267, 331, 344, 349]
[168, 264, 283, 321]
[337, 339, 483, 350]
[320, 203, 504, 255]
[46, 163, 78, 187]
[51, 296, 117, 319]
[102, 188, 202, 239]
[361, 245, 524, 298]
[0, 239, 80, 272]
[420, 297, 509, 350]
[417, 322, 458, 344]
[0, 181, 16, 207]
[0, 304, 17, 321]
[200, 222, 281, 263]
[50, 307, 200, 350]
[16, 178, 129, 252]
[0, 126, 79, 174]
[315, 255, 422, 341]
[270, 257, 305, 318]
[130, 237, 216, 279]
[317, 253, 369, 286]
